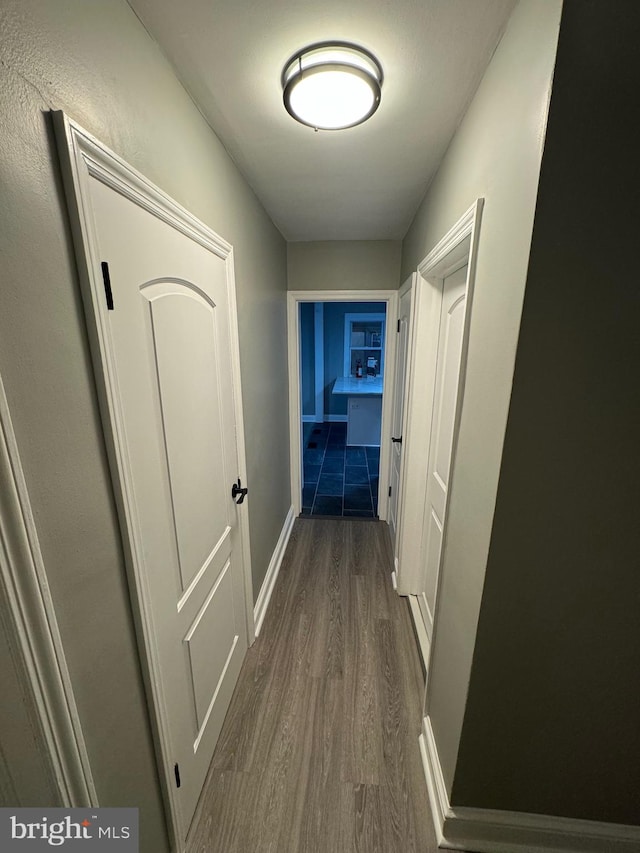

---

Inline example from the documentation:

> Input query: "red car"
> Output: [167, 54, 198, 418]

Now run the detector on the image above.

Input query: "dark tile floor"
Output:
[302, 422, 379, 518]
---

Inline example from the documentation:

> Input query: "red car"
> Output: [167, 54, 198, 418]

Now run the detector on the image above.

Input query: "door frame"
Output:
[53, 112, 253, 850]
[400, 201, 483, 663]
[0, 372, 98, 807]
[287, 290, 399, 518]
[387, 273, 417, 580]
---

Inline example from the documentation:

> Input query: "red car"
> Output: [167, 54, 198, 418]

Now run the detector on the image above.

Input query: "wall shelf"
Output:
[343, 313, 386, 377]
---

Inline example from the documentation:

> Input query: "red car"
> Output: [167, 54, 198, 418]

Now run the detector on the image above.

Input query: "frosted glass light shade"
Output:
[282, 43, 382, 130]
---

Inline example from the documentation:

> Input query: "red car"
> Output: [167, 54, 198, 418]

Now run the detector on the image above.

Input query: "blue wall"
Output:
[300, 302, 315, 416]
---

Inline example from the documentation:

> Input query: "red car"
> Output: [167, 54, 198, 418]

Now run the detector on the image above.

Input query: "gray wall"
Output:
[0, 1, 289, 849]
[400, 0, 562, 794]
[452, 0, 640, 824]
[287, 240, 401, 291]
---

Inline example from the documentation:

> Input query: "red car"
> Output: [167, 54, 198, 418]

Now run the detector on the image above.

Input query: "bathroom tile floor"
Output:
[302, 422, 380, 518]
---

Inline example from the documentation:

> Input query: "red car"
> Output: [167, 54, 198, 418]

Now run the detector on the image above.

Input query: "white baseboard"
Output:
[420, 715, 450, 847]
[419, 716, 640, 853]
[253, 505, 295, 637]
[407, 594, 430, 674]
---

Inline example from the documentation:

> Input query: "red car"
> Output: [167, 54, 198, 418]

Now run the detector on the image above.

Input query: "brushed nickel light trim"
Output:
[282, 41, 383, 131]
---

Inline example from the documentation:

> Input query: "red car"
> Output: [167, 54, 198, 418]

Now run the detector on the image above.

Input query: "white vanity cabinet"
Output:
[332, 376, 383, 446]
[347, 396, 382, 446]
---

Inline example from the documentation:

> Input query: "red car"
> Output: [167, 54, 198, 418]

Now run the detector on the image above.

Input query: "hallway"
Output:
[186, 518, 435, 853]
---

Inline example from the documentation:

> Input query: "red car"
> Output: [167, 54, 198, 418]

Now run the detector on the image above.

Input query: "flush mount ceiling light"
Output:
[282, 42, 383, 131]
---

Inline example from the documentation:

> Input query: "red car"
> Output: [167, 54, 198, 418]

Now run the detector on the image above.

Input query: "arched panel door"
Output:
[55, 114, 251, 844]
[418, 264, 468, 641]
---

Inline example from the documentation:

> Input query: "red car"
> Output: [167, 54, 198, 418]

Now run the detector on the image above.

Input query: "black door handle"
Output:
[231, 478, 249, 504]
[391, 436, 403, 444]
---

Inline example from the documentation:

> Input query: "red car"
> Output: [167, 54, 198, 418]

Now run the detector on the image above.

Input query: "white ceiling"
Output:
[128, 0, 517, 241]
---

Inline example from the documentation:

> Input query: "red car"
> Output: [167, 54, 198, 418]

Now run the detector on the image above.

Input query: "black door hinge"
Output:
[101, 262, 114, 310]
[174, 763, 181, 789]
[388, 486, 392, 497]
[397, 319, 401, 333]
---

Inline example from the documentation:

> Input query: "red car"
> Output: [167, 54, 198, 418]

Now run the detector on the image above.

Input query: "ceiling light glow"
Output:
[282, 42, 383, 131]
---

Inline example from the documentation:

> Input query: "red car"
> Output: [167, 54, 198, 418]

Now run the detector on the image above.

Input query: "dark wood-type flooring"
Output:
[187, 517, 436, 853]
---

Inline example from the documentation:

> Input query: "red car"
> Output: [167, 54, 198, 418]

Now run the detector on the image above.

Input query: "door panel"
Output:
[184, 559, 236, 731]
[424, 509, 443, 615]
[418, 265, 467, 640]
[144, 283, 229, 592]
[88, 175, 248, 837]
[432, 294, 466, 505]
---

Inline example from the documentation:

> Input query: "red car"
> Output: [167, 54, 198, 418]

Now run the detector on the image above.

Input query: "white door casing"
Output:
[388, 279, 413, 559]
[53, 113, 252, 849]
[394, 202, 483, 677]
[417, 264, 468, 641]
[0, 373, 98, 808]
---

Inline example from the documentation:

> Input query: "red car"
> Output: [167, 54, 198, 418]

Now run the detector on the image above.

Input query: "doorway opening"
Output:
[300, 302, 385, 517]
[287, 290, 398, 520]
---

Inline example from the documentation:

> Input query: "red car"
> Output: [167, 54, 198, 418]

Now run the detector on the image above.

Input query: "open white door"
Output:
[417, 264, 468, 641]
[388, 278, 413, 563]
[54, 113, 252, 848]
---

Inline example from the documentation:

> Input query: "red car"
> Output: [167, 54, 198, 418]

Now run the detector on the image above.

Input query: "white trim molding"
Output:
[416, 202, 481, 279]
[0, 374, 97, 807]
[407, 594, 430, 673]
[420, 715, 640, 853]
[253, 505, 295, 637]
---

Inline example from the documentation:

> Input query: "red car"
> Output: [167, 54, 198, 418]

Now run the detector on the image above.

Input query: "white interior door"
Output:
[388, 283, 412, 555]
[55, 115, 251, 846]
[92, 180, 248, 835]
[418, 264, 468, 640]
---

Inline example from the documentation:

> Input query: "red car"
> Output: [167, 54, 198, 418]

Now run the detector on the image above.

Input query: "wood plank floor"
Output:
[186, 518, 437, 853]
